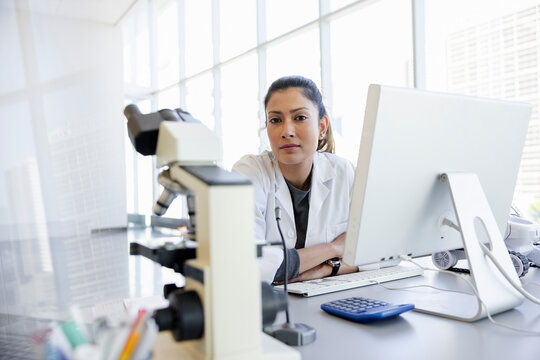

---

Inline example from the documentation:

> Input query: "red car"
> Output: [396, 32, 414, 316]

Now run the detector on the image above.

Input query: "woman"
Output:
[233, 75, 358, 283]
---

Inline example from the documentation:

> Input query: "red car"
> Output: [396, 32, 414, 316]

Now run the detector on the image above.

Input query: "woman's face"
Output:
[266, 87, 327, 168]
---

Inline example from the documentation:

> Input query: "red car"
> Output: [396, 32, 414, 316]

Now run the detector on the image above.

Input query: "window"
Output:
[221, 54, 259, 169]
[266, 28, 322, 87]
[184, 72, 215, 130]
[184, 0, 213, 76]
[425, 0, 540, 219]
[157, 0, 180, 88]
[219, 0, 257, 61]
[265, 0, 319, 41]
[330, 0, 413, 162]
[122, 0, 540, 221]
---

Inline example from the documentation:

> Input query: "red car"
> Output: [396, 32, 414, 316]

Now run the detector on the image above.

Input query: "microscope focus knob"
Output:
[163, 283, 183, 299]
[153, 290, 204, 342]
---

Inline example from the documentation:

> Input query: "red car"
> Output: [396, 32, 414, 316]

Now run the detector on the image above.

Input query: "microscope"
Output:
[124, 105, 300, 359]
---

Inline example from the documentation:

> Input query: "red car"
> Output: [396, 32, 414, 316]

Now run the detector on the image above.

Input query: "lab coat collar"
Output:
[270, 152, 336, 244]
[270, 154, 295, 227]
[306, 153, 334, 244]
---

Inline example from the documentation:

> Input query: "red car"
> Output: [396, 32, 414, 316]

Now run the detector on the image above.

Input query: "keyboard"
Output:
[274, 265, 423, 297]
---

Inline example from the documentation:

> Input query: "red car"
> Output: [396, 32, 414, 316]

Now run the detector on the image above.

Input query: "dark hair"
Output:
[264, 75, 335, 154]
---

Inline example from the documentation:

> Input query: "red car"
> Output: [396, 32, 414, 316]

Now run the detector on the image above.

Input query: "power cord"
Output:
[376, 255, 540, 336]
[477, 243, 540, 305]
[275, 207, 291, 324]
[263, 207, 316, 346]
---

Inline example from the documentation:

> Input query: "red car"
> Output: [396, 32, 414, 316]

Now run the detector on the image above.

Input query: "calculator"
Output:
[320, 297, 414, 323]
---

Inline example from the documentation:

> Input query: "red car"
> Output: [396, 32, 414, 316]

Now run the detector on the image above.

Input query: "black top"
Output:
[285, 180, 311, 250]
[273, 176, 312, 283]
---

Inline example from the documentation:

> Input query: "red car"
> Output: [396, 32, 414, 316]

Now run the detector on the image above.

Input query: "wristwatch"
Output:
[325, 257, 341, 277]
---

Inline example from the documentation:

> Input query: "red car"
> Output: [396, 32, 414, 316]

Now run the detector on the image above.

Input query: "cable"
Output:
[477, 243, 540, 305]
[275, 207, 291, 324]
[504, 223, 512, 241]
[372, 281, 474, 296]
[392, 255, 540, 336]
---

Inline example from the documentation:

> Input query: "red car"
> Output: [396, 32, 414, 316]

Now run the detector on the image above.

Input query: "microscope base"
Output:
[152, 331, 300, 360]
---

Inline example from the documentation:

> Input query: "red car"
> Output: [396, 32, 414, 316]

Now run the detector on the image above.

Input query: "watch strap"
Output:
[326, 257, 341, 276]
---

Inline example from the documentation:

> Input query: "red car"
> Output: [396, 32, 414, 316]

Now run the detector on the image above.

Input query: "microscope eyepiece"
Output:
[124, 104, 201, 156]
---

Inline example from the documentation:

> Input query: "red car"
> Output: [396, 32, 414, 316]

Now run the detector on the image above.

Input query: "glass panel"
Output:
[157, 0, 180, 88]
[219, 0, 257, 61]
[425, 0, 540, 219]
[124, 99, 135, 214]
[122, 2, 151, 88]
[330, 0, 413, 163]
[0, 101, 36, 224]
[156, 87, 182, 218]
[266, 28, 321, 88]
[330, 0, 357, 12]
[266, 0, 319, 41]
[132, 100, 154, 215]
[185, 72, 215, 130]
[135, 28, 151, 87]
[157, 86, 180, 109]
[0, 7, 26, 95]
[221, 54, 260, 169]
[185, 0, 213, 76]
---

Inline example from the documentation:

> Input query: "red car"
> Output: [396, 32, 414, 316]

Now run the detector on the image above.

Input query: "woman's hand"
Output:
[337, 261, 358, 276]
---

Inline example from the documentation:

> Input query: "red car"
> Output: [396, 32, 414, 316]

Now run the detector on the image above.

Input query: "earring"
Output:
[319, 132, 326, 140]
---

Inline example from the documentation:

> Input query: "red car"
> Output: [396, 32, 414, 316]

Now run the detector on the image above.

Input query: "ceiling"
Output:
[1, 0, 138, 25]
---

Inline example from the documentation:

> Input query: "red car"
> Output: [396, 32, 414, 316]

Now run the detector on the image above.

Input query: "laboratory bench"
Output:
[2, 227, 540, 359]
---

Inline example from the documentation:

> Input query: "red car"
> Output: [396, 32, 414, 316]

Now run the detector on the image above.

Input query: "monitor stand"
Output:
[413, 172, 524, 322]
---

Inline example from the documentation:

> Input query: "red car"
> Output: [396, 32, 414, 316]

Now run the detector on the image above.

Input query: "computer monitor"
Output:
[343, 84, 531, 321]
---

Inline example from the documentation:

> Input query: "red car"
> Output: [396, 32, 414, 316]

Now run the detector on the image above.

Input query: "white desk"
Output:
[284, 267, 540, 360]
[2, 228, 539, 360]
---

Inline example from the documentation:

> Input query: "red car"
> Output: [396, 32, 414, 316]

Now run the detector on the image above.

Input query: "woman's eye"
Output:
[295, 115, 307, 121]
[268, 117, 281, 124]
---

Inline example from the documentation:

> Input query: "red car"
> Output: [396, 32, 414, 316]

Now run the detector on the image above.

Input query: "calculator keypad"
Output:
[321, 297, 414, 323]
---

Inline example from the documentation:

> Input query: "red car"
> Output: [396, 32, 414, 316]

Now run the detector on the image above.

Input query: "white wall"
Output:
[0, 6, 126, 234]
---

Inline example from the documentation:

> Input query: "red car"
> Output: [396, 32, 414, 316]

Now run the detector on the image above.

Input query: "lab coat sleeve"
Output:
[259, 246, 284, 283]
[232, 155, 284, 283]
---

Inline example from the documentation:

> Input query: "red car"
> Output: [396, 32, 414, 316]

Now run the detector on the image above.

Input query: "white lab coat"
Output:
[232, 150, 355, 283]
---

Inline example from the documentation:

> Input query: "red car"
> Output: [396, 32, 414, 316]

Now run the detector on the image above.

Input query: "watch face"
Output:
[327, 259, 340, 266]
[329, 257, 339, 265]
[327, 258, 341, 276]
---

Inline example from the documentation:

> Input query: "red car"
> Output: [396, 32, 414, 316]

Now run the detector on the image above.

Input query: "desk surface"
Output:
[286, 266, 540, 360]
[2, 227, 540, 360]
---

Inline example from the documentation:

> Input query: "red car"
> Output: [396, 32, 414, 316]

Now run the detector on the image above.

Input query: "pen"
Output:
[118, 309, 148, 360]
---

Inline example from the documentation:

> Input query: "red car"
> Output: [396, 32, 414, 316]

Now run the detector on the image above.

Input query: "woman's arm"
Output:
[296, 232, 349, 274]
[288, 259, 358, 283]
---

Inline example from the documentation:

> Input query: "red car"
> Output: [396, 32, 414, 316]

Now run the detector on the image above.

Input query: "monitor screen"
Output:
[343, 85, 531, 267]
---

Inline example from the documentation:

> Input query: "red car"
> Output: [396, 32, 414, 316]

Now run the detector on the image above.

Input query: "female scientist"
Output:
[233, 75, 359, 283]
